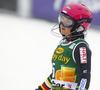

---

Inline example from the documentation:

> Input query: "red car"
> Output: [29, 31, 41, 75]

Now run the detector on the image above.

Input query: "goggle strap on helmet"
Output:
[77, 17, 92, 24]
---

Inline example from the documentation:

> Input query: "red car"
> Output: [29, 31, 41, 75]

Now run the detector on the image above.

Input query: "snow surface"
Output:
[0, 14, 100, 90]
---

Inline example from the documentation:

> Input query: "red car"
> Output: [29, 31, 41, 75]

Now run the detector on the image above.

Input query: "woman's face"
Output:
[60, 24, 72, 36]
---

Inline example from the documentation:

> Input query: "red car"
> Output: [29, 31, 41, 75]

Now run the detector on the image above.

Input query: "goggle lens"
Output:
[58, 13, 74, 27]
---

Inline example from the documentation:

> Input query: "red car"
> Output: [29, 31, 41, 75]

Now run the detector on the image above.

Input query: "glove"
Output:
[35, 86, 43, 90]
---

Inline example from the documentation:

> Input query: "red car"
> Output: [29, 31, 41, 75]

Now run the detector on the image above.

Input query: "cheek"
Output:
[60, 24, 72, 35]
[61, 29, 68, 35]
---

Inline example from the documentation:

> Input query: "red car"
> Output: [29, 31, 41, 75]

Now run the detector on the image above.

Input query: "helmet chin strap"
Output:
[64, 25, 84, 38]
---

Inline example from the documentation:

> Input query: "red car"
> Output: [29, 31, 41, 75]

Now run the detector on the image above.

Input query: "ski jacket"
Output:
[39, 38, 91, 90]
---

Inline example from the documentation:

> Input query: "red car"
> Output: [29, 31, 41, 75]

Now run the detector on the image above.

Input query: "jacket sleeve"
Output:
[73, 43, 91, 90]
[36, 73, 52, 90]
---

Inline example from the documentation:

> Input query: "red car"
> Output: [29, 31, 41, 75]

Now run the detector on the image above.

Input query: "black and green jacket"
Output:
[36, 38, 91, 90]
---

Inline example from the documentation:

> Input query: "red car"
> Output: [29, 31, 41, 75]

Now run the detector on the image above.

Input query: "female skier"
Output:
[36, 3, 92, 90]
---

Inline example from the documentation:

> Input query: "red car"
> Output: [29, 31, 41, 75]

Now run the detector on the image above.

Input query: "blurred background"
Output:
[0, 0, 100, 90]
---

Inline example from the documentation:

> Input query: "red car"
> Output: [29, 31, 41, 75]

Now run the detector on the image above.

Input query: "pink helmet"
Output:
[60, 3, 92, 36]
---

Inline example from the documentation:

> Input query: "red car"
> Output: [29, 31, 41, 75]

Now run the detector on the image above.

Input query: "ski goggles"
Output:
[58, 13, 75, 28]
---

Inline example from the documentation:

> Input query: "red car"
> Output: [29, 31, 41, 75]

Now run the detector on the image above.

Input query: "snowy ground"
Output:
[0, 14, 100, 90]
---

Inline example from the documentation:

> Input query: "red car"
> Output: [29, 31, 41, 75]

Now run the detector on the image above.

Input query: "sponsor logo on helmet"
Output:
[56, 47, 64, 54]
[66, 6, 71, 9]
[62, 10, 67, 13]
